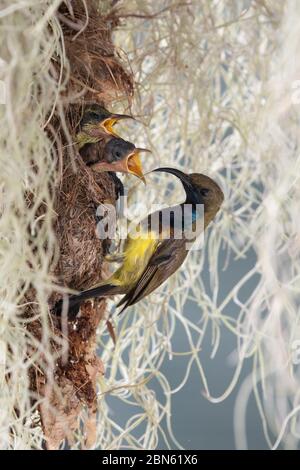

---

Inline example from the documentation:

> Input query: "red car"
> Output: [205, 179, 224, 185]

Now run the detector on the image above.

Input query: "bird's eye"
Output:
[115, 151, 121, 159]
[200, 188, 211, 197]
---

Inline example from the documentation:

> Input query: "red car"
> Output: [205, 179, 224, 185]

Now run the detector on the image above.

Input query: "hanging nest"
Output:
[25, 1, 134, 449]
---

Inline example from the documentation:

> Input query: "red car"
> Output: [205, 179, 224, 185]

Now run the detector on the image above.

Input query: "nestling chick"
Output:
[91, 137, 150, 184]
[76, 104, 134, 149]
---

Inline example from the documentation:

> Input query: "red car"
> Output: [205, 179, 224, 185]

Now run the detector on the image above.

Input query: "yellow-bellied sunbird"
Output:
[76, 104, 135, 149]
[53, 168, 224, 319]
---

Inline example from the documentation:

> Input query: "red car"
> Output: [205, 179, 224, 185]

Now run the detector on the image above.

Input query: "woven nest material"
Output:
[25, 1, 134, 449]
[53, 159, 116, 294]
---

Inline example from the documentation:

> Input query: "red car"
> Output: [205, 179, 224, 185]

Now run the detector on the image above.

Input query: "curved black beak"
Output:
[110, 113, 136, 121]
[153, 167, 202, 204]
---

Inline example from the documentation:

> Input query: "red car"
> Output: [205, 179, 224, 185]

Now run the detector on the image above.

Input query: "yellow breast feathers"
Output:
[112, 229, 158, 288]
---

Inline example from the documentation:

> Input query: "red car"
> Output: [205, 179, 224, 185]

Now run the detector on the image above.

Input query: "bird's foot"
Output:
[104, 253, 124, 263]
[108, 172, 124, 201]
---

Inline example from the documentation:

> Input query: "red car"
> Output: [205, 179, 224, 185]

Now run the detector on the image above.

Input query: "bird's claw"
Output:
[104, 253, 124, 263]
[108, 172, 124, 200]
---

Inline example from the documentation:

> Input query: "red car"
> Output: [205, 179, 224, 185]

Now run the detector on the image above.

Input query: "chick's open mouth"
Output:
[102, 118, 118, 136]
[127, 153, 145, 183]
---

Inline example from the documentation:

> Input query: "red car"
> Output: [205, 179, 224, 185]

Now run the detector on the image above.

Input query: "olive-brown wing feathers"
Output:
[117, 238, 188, 313]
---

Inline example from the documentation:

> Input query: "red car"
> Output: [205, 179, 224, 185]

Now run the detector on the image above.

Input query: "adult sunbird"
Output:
[54, 168, 224, 319]
[76, 104, 135, 149]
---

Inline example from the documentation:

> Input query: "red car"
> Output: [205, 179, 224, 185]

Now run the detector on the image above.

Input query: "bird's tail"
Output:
[53, 283, 123, 320]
